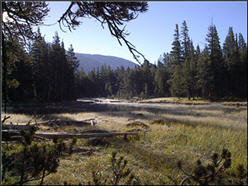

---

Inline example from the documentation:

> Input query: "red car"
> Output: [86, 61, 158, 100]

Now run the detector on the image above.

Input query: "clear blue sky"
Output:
[39, 1, 247, 64]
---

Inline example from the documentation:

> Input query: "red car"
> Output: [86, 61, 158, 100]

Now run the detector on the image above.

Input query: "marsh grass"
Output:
[3, 101, 247, 185]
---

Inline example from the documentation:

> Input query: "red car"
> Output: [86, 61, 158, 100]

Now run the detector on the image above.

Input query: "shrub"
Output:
[178, 149, 247, 185]
[2, 126, 77, 185]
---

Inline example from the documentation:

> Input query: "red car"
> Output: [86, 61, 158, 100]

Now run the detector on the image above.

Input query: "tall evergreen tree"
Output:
[223, 27, 241, 97]
[183, 40, 196, 99]
[238, 33, 247, 98]
[30, 28, 50, 101]
[168, 24, 185, 97]
[3, 38, 30, 105]
[141, 60, 154, 97]
[154, 60, 170, 97]
[205, 24, 223, 98]
[196, 46, 212, 98]
[66, 44, 79, 99]
[181, 20, 191, 62]
[170, 24, 182, 67]
[195, 44, 202, 96]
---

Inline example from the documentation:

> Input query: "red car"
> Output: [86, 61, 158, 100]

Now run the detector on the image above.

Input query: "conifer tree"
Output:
[205, 24, 223, 98]
[170, 24, 182, 67]
[154, 60, 170, 97]
[238, 33, 247, 98]
[30, 28, 50, 101]
[196, 46, 212, 97]
[168, 24, 185, 97]
[223, 27, 239, 97]
[183, 40, 196, 99]
[195, 45, 202, 96]
[181, 20, 191, 62]
[66, 44, 79, 99]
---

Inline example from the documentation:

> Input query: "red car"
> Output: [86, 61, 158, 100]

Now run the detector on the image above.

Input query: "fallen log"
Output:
[2, 130, 48, 141]
[2, 124, 36, 130]
[35, 132, 139, 139]
[3, 127, 139, 142]
[2, 129, 20, 136]
[3, 119, 93, 128]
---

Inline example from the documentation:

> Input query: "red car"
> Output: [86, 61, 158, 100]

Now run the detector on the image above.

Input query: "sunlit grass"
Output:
[3, 101, 247, 185]
[139, 97, 247, 106]
[139, 97, 211, 104]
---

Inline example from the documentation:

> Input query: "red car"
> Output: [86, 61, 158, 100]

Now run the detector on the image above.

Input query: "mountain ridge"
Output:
[75, 53, 138, 74]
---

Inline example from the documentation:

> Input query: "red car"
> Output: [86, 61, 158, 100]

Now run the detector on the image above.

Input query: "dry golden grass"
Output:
[221, 101, 247, 106]
[3, 101, 247, 185]
[139, 97, 211, 104]
[2, 113, 35, 124]
[139, 97, 247, 106]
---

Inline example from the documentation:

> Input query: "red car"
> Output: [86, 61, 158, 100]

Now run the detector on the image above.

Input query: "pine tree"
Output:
[66, 44, 79, 99]
[170, 24, 182, 67]
[168, 65, 185, 97]
[196, 46, 212, 98]
[168, 24, 185, 97]
[180, 21, 194, 99]
[223, 27, 242, 97]
[181, 20, 191, 62]
[154, 60, 170, 97]
[141, 60, 154, 97]
[238, 33, 247, 98]
[49, 32, 70, 101]
[195, 45, 202, 96]
[2, 2, 49, 43]
[2, 38, 29, 106]
[205, 24, 223, 98]
[183, 40, 196, 99]
[30, 28, 50, 101]
[189, 41, 198, 98]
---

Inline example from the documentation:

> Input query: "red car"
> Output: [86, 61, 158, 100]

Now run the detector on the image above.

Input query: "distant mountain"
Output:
[75, 53, 138, 74]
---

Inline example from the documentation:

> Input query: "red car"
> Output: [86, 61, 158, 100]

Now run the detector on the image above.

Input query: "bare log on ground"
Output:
[35, 132, 139, 139]
[3, 129, 138, 140]
[2, 130, 48, 141]
[33, 119, 92, 125]
[3, 119, 94, 130]
[2, 124, 36, 130]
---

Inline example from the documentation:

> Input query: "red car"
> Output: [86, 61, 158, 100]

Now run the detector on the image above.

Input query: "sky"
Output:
[39, 1, 247, 65]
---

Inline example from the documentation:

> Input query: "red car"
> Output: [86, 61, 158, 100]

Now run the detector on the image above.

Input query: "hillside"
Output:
[75, 53, 138, 74]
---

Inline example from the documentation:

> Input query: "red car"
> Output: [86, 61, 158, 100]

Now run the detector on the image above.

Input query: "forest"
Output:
[4, 21, 247, 104]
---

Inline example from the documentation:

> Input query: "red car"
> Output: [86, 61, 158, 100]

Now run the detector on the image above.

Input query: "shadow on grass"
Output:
[4, 101, 245, 132]
[151, 116, 243, 131]
[3, 100, 224, 117]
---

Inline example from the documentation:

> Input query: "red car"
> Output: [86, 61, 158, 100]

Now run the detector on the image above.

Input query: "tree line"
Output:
[4, 21, 247, 103]
[77, 21, 247, 100]
[4, 30, 79, 102]
[2, 1, 148, 107]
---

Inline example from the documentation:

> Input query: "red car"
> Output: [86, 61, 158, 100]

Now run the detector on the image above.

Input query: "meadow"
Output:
[2, 98, 247, 185]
